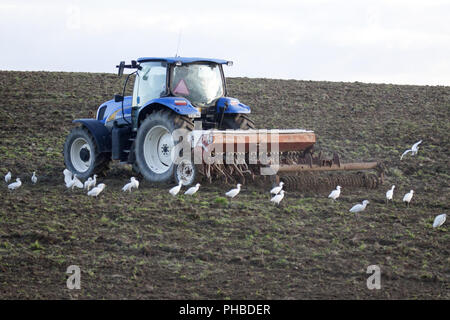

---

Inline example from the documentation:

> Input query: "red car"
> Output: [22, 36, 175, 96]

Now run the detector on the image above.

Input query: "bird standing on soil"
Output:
[402, 190, 414, 207]
[88, 183, 105, 197]
[84, 177, 93, 191]
[92, 174, 97, 188]
[5, 171, 11, 183]
[31, 172, 37, 184]
[63, 169, 72, 185]
[122, 179, 133, 193]
[433, 214, 447, 228]
[328, 185, 341, 201]
[72, 175, 84, 189]
[386, 185, 395, 204]
[270, 182, 284, 195]
[349, 200, 370, 213]
[66, 174, 83, 190]
[8, 178, 22, 191]
[65, 177, 73, 189]
[270, 190, 285, 205]
[400, 140, 422, 160]
[122, 177, 139, 193]
[169, 180, 183, 196]
[225, 183, 241, 199]
[131, 177, 139, 190]
[184, 183, 200, 196]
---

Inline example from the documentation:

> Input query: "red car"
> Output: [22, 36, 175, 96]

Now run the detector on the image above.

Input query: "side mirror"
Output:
[116, 61, 125, 77]
[114, 94, 124, 102]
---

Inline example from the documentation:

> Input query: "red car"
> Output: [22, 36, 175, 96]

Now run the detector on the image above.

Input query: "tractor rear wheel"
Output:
[134, 110, 195, 185]
[63, 126, 111, 180]
[220, 114, 255, 130]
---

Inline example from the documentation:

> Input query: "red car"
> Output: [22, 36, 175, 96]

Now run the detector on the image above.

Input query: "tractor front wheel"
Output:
[63, 126, 110, 179]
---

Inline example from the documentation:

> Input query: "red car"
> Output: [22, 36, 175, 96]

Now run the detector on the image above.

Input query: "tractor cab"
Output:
[132, 60, 226, 110]
[109, 58, 250, 131]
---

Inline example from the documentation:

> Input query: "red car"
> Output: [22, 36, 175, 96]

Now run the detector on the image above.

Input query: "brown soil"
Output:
[0, 71, 448, 299]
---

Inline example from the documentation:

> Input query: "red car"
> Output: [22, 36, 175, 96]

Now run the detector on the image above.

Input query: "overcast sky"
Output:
[1, 0, 450, 85]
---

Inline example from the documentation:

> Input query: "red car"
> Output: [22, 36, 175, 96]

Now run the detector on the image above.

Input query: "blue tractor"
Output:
[64, 57, 255, 185]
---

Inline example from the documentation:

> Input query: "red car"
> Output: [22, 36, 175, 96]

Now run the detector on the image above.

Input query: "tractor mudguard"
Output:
[216, 97, 251, 114]
[137, 97, 200, 123]
[73, 119, 112, 153]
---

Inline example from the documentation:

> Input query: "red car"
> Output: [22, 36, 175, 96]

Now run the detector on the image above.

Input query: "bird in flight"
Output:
[400, 140, 422, 160]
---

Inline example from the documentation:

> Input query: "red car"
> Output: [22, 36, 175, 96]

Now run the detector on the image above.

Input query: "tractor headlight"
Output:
[188, 112, 201, 118]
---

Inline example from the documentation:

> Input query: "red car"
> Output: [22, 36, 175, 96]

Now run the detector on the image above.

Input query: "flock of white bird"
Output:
[2, 139, 447, 228]
[321, 140, 446, 228]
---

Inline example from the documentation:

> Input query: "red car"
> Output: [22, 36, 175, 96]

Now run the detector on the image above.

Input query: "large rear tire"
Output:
[63, 126, 111, 180]
[220, 114, 255, 130]
[134, 110, 194, 185]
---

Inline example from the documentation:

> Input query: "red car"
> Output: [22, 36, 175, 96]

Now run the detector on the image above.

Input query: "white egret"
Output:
[328, 186, 341, 201]
[63, 169, 72, 185]
[88, 183, 106, 197]
[122, 181, 133, 192]
[184, 183, 200, 196]
[270, 190, 285, 205]
[169, 180, 183, 196]
[400, 140, 422, 160]
[5, 171, 11, 183]
[72, 175, 84, 189]
[131, 177, 139, 190]
[65, 178, 73, 189]
[84, 177, 93, 191]
[8, 178, 22, 190]
[225, 184, 241, 199]
[386, 185, 395, 204]
[92, 174, 97, 188]
[122, 177, 139, 193]
[433, 214, 446, 228]
[31, 172, 37, 184]
[270, 182, 284, 195]
[67, 174, 83, 190]
[403, 190, 414, 207]
[349, 200, 370, 213]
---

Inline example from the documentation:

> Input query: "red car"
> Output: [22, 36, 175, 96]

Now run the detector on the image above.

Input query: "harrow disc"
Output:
[194, 148, 384, 192]
[279, 171, 382, 192]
